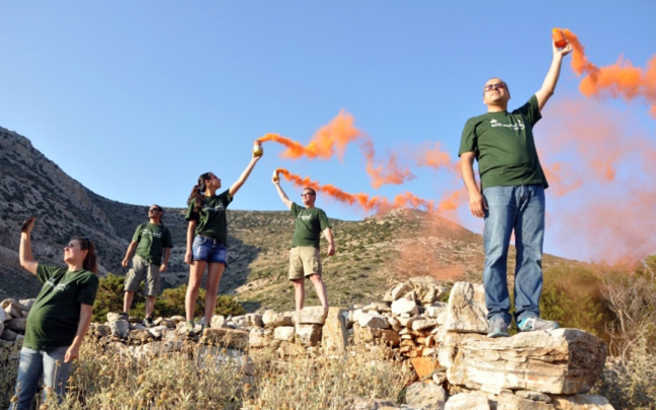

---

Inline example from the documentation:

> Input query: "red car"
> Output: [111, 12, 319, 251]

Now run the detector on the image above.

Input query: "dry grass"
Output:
[38, 341, 411, 410]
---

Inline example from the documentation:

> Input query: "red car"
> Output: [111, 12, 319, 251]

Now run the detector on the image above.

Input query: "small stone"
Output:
[297, 306, 327, 325]
[295, 324, 322, 345]
[262, 310, 293, 327]
[357, 312, 389, 329]
[405, 381, 447, 409]
[409, 357, 440, 379]
[110, 319, 130, 339]
[211, 314, 226, 329]
[274, 326, 295, 341]
[411, 318, 439, 332]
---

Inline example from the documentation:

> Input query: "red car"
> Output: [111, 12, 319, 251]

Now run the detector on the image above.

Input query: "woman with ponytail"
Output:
[183, 147, 262, 331]
[10, 217, 99, 409]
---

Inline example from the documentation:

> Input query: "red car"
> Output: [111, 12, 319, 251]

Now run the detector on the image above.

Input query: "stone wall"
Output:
[0, 279, 614, 409]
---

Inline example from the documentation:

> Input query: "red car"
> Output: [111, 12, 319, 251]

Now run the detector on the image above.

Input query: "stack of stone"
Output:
[349, 277, 449, 359]
[0, 298, 33, 409]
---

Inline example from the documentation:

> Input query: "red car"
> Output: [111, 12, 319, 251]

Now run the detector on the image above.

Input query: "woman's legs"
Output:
[10, 347, 43, 410]
[185, 260, 207, 322]
[203, 262, 225, 324]
[42, 346, 71, 404]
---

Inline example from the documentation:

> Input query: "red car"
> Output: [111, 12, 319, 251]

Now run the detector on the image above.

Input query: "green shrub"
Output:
[92, 275, 245, 321]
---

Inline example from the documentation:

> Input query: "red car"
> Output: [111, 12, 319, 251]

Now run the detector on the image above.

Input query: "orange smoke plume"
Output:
[274, 168, 434, 213]
[257, 110, 362, 159]
[417, 142, 453, 171]
[361, 140, 414, 189]
[556, 27, 656, 116]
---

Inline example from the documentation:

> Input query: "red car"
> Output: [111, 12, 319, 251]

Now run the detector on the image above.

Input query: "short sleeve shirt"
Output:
[458, 95, 548, 190]
[24, 264, 99, 350]
[290, 202, 331, 248]
[132, 223, 173, 265]
[185, 190, 233, 245]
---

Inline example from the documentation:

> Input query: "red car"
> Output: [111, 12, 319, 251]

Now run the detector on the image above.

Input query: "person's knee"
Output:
[309, 274, 323, 284]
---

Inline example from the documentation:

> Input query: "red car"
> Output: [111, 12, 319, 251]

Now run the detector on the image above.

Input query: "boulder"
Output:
[390, 282, 413, 301]
[444, 392, 491, 410]
[2, 300, 26, 320]
[488, 392, 553, 410]
[550, 394, 614, 409]
[0, 328, 17, 341]
[425, 302, 447, 319]
[5, 318, 26, 332]
[19, 298, 35, 311]
[391, 298, 419, 316]
[411, 318, 439, 332]
[443, 329, 607, 395]
[295, 324, 322, 345]
[444, 282, 487, 334]
[321, 307, 347, 354]
[297, 306, 327, 325]
[199, 328, 249, 350]
[410, 357, 441, 379]
[246, 313, 263, 328]
[405, 381, 447, 409]
[362, 302, 391, 313]
[262, 310, 293, 327]
[357, 312, 389, 329]
[109, 319, 130, 339]
[274, 326, 295, 341]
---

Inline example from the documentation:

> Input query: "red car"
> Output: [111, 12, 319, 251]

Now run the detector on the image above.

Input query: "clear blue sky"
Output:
[2, 1, 655, 261]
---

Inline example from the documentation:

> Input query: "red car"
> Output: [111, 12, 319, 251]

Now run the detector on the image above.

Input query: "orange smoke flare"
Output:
[417, 142, 455, 171]
[257, 110, 362, 159]
[274, 168, 434, 213]
[556, 27, 656, 117]
[361, 140, 414, 189]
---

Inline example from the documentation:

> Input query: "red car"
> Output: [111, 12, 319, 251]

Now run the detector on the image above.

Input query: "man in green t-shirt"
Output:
[272, 173, 335, 317]
[458, 39, 572, 337]
[121, 204, 173, 326]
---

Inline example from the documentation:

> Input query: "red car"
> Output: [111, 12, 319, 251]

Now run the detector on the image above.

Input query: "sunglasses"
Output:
[484, 83, 506, 91]
[149, 208, 162, 212]
[301, 193, 315, 197]
[64, 242, 78, 249]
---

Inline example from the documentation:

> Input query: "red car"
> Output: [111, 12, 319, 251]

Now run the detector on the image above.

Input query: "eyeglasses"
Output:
[149, 208, 162, 212]
[484, 83, 506, 92]
[301, 193, 315, 197]
[64, 242, 78, 249]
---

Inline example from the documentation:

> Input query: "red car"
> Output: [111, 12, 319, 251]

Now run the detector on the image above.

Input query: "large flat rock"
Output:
[444, 281, 487, 334]
[442, 328, 607, 395]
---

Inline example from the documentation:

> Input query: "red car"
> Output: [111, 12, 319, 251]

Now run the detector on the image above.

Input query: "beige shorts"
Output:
[288, 246, 321, 280]
[124, 255, 161, 296]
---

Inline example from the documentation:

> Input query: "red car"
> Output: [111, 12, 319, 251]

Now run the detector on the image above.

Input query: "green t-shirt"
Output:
[291, 202, 331, 248]
[185, 190, 233, 245]
[24, 264, 99, 350]
[458, 95, 548, 190]
[132, 222, 173, 265]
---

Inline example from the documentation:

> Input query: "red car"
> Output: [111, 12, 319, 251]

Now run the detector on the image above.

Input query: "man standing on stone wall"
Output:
[272, 171, 335, 318]
[120, 204, 172, 327]
[458, 38, 572, 337]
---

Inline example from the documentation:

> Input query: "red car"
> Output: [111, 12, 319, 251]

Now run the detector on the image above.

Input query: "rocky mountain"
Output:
[0, 126, 573, 310]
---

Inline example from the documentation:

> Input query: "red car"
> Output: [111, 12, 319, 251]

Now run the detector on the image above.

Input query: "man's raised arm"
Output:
[535, 41, 573, 111]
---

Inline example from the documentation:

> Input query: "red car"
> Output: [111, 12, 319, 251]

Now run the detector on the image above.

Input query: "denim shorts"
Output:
[192, 235, 227, 265]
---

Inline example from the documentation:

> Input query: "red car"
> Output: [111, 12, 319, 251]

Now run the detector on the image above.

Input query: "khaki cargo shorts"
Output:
[124, 255, 161, 296]
[288, 246, 321, 280]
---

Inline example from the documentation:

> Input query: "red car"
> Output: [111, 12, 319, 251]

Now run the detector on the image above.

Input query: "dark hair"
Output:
[187, 172, 212, 212]
[72, 237, 97, 273]
[149, 204, 163, 213]
[303, 187, 316, 196]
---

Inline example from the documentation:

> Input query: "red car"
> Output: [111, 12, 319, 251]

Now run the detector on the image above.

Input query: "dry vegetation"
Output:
[32, 342, 411, 410]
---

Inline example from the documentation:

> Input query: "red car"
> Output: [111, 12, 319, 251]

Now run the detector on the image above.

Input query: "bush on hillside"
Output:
[92, 275, 245, 321]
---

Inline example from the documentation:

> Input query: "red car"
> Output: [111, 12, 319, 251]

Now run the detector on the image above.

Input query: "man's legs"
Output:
[514, 185, 557, 331]
[482, 186, 516, 333]
[122, 291, 135, 314]
[308, 274, 328, 311]
[145, 297, 156, 319]
[41, 346, 71, 404]
[144, 262, 161, 320]
[292, 279, 305, 313]
[10, 347, 43, 410]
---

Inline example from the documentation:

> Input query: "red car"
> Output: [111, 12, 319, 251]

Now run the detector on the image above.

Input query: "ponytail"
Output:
[187, 172, 212, 212]
[73, 237, 97, 273]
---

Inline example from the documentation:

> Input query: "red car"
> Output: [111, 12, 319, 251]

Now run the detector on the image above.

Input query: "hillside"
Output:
[0, 126, 578, 310]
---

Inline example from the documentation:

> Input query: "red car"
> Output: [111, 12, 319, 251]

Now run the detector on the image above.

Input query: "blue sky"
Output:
[2, 1, 655, 261]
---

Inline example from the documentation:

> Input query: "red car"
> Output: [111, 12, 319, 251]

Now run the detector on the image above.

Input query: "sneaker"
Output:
[143, 316, 154, 328]
[181, 320, 195, 334]
[118, 312, 129, 321]
[487, 316, 509, 338]
[517, 317, 559, 332]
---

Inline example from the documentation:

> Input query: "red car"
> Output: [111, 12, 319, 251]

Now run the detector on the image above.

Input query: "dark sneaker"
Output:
[118, 312, 129, 321]
[517, 317, 559, 332]
[143, 317, 154, 328]
[487, 316, 509, 338]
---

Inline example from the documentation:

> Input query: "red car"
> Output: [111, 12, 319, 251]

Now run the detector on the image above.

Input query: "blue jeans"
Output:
[482, 185, 545, 325]
[192, 235, 228, 265]
[10, 346, 72, 410]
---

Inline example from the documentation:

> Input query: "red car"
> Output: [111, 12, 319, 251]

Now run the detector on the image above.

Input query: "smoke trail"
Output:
[274, 168, 434, 213]
[257, 110, 363, 159]
[556, 28, 656, 117]
[361, 140, 415, 189]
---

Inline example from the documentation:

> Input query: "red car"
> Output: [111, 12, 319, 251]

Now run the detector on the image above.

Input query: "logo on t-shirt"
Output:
[203, 204, 225, 214]
[489, 118, 525, 131]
